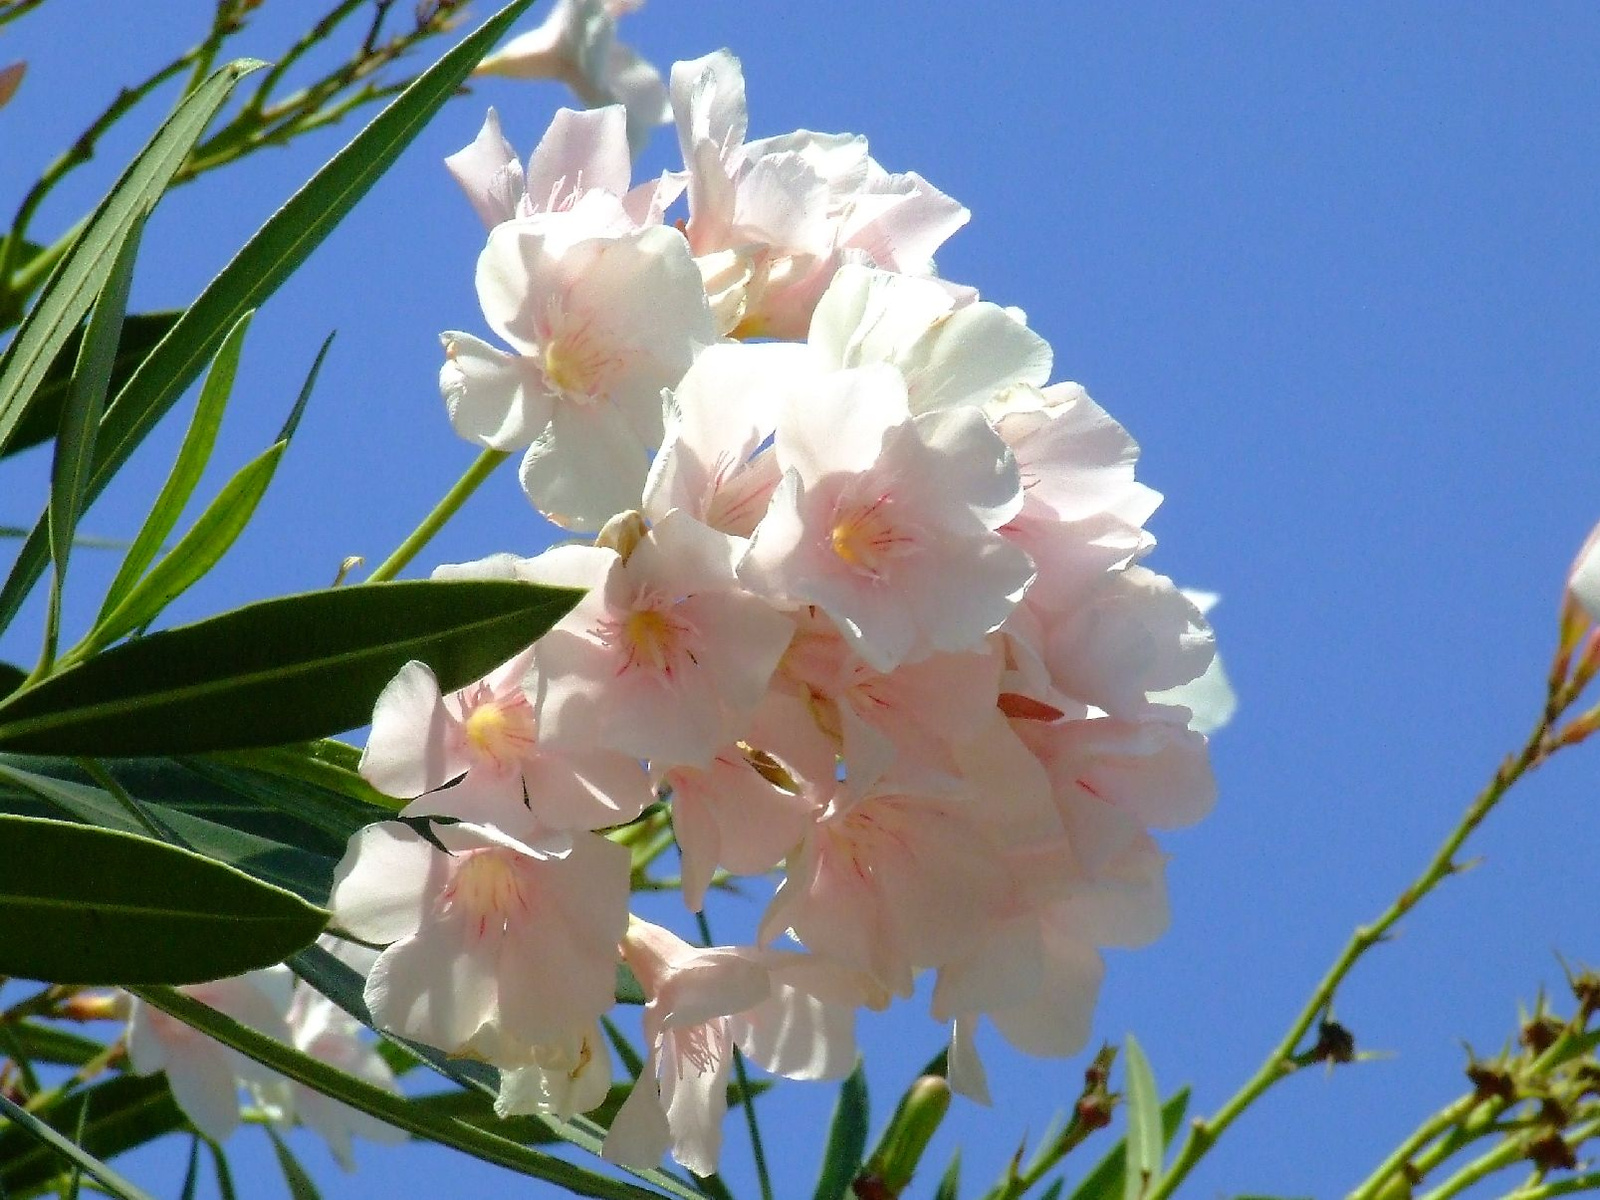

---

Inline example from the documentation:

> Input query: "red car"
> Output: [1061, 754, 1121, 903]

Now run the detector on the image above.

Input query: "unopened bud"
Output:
[860, 1075, 952, 1197]
[1520, 1014, 1563, 1056]
[1526, 1130, 1578, 1172]
[595, 510, 648, 563]
[1311, 1019, 1356, 1065]
[58, 990, 128, 1022]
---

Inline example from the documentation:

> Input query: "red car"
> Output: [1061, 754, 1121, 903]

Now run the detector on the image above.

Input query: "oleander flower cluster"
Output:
[326, 48, 1229, 1176]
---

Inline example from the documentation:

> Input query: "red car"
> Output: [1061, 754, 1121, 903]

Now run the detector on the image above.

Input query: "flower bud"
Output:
[859, 1075, 953, 1197]
[0, 63, 24, 113]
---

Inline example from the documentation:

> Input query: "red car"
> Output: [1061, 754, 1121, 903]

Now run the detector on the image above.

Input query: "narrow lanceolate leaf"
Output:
[0, 61, 261, 459]
[264, 1128, 323, 1200]
[84, 439, 286, 653]
[48, 217, 144, 585]
[0, 1073, 185, 1198]
[0, 813, 327, 984]
[0, 1092, 158, 1200]
[1121, 1035, 1163, 1200]
[97, 312, 250, 622]
[1, 312, 183, 460]
[0, 579, 580, 755]
[812, 1061, 870, 1200]
[0, 0, 538, 638]
[126, 985, 686, 1200]
[1067, 1088, 1190, 1200]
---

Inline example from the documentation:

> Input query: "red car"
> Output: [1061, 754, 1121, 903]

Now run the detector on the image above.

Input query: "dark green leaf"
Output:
[83, 440, 286, 653]
[934, 1150, 960, 1200]
[4, 1022, 103, 1068]
[1121, 1035, 1162, 1200]
[0, 0, 541, 638]
[96, 312, 249, 623]
[127, 984, 696, 1200]
[1040, 1182, 1065, 1200]
[812, 1061, 869, 1200]
[1, 313, 183, 460]
[264, 1128, 322, 1200]
[0, 1091, 156, 1200]
[0, 579, 581, 755]
[0, 754, 360, 904]
[0, 662, 24, 699]
[178, 1137, 201, 1200]
[204, 742, 399, 815]
[1067, 1088, 1190, 1200]
[0, 62, 261, 459]
[0, 1074, 184, 1198]
[0, 812, 327, 984]
[276, 331, 333, 444]
[206, 1139, 237, 1200]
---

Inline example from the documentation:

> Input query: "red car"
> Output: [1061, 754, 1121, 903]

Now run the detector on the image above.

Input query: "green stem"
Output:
[366, 448, 507, 583]
[1503, 1170, 1600, 1199]
[1348, 1093, 1485, 1200]
[694, 910, 774, 1200]
[1149, 706, 1560, 1200]
[0, 53, 195, 319]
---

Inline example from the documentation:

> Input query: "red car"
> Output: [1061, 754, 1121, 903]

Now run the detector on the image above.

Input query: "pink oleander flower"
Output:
[359, 649, 652, 836]
[738, 364, 1034, 673]
[759, 778, 1016, 999]
[809, 265, 1052, 415]
[495, 1023, 613, 1121]
[524, 513, 796, 768]
[643, 341, 825, 538]
[662, 744, 815, 912]
[328, 820, 628, 1064]
[1039, 564, 1217, 721]
[125, 969, 294, 1143]
[475, 0, 668, 154]
[603, 919, 862, 1176]
[670, 50, 967, 338]
[763, 605, 1003, 794]
[1571, 520, 1600, 624]
[444, 105, 682, 233]
[272, 943, 405, 1169]
[439, 205, 714, 529]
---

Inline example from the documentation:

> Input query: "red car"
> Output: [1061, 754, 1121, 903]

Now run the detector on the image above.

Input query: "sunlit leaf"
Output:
[96, 312, 249, 621]
[0, 812, 327, 984]
[0, 579, 580, 755]
[0, 1090, 159, 1200]
[127, 984, 697, 1200]
[0, 62, 260, 458]
[1121, 1035, 1162, 1200]
[0, 0, 540, 637]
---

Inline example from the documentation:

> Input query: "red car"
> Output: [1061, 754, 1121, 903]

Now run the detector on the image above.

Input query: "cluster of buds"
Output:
[324, 48, 1229, 1176]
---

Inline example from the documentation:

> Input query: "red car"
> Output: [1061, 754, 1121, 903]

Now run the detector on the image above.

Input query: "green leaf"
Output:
[0, 1073, 184, 1199]
[0, 1091, 157, 1200]
[5, 1022, 103, 1068]
[1067, 1088, 1190, 1200]
[812, 1061, 869, 1200]
[1, 313, 183, 460]
[84, 439, 286, 653]
[47, 215, 144, 602]
[0, 62, 261, 459]
[934, 1150, 961, 1200]
[0, 0, 540, 638]
[0, 812, 327, 984]
[0, 753, 363, 903]
[275, 330, 333, 444]
[1121, 1036, 1163, 1200]
[96, 312, 249, 623]
[264, 1128, 322, 1200]
[0, 579, 581, 755]
[178, 1137, 202, 1200]
[0, 661, 24, 699]
[126, 984, 693, 1200]
[1040, 1182, 1065, 1200]
[205, 742, 399, 814]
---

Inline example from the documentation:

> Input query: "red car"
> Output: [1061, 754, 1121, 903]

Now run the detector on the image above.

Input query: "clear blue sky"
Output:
[4, 2, 1600, 1197]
